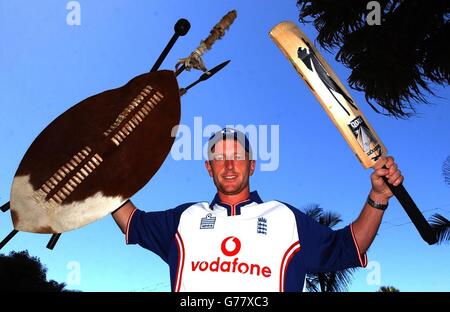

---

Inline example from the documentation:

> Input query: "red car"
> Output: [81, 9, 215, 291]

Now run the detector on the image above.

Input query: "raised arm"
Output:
[352, 156, 403, 254]
[112, 200, 137, 234]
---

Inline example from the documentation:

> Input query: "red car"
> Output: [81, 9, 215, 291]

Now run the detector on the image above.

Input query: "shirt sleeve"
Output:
[125, 202, 193, 263]
[292, 207, 367, 273]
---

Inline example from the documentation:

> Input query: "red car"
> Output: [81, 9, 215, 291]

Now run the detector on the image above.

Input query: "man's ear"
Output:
[249, 160, 256, 176]
[205, 161, 213, 177]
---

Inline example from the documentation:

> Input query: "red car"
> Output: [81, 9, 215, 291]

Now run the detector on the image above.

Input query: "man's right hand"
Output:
[370, 156, 404, 203]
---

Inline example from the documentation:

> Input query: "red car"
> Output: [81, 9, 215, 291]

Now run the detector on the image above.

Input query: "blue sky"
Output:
[0, 0, 449, 291]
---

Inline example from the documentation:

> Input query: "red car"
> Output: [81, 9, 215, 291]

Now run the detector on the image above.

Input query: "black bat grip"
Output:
[381, 170, 437, 245]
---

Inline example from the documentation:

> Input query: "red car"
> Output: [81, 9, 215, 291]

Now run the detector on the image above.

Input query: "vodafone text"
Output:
[191, 236, 272, 277]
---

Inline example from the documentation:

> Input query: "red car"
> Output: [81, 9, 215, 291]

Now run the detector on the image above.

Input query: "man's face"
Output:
[205, 139, 256, 196]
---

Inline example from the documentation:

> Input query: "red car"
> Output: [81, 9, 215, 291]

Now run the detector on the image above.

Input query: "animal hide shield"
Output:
[10, 70, 180, 234]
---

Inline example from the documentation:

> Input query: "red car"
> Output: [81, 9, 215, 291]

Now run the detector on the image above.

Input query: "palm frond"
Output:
[305, 274, 320, 292]
[319, 211, 343, 229]
[328, 268, 356, 292]
[303, 204, 323, 221]
[297, 0, 369, 50]
[303, 204, 342, 229]
[297, 0, 450, 118]
[443, 155, 450, 186]
[303, 203, 354, 292]
[429, 213, 450, 244]
[377, 285, 400, 292]
[307, 267, 356, 292]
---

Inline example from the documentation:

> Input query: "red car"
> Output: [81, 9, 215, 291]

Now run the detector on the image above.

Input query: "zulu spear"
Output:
[180, 60, 230, 96]
[150, 18, 191, 72]
[176, 10, 237, 75]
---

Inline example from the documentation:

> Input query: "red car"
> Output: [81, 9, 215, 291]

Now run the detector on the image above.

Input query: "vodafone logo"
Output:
[221, 236, 241, 256]
[191, 236, 272, 278]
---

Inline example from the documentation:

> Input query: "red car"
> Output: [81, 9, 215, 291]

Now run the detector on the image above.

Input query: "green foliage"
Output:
[0, 250, 67, 291]
[429, 213, 450, 244]
[443, 155, 450, 186]
[304, 204, 356, 292]
[377, 285, 400, 292]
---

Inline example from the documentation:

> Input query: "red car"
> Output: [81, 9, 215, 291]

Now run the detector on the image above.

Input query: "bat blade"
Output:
[270, 21, 385, 169]
[270, 21, 437, 245]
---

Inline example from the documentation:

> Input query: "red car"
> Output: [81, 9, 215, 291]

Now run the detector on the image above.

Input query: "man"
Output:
[112, 128, 403, 292]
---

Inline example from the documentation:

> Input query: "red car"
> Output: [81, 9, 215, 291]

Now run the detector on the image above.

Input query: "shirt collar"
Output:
[210, 191, 263, 216]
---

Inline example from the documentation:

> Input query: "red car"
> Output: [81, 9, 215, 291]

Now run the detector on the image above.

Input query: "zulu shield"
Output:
[1, 10, 237, 250]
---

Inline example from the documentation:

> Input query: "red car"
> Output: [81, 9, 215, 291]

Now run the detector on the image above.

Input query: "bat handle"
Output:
[381, 168, 437, 245]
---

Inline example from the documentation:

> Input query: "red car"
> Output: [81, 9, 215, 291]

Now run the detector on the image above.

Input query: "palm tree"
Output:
[429, 213, 450, 244]
[443, 155, 450, 186]
[433, 156, 450, 245]
[304, 205, 356, 292]
[297, 0, 449, 118]
[377, 285, 400, 292]
[0, 250, 67, 291]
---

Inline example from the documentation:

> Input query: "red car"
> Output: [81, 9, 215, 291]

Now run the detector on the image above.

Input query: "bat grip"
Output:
[381, 167, 437, 245]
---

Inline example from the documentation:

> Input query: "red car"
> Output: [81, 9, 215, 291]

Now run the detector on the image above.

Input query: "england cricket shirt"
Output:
[126, 191, 367, 292]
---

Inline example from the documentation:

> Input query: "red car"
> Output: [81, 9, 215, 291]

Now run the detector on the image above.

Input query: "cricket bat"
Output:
[270, 21, 437, 245]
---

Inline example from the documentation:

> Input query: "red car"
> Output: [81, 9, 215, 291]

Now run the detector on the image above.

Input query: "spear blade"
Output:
[180, 60, 230, 95]
[200, 59, 231, 82]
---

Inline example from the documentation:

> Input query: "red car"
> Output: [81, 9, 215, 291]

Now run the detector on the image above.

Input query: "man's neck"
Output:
[218, 188, 250, 206]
